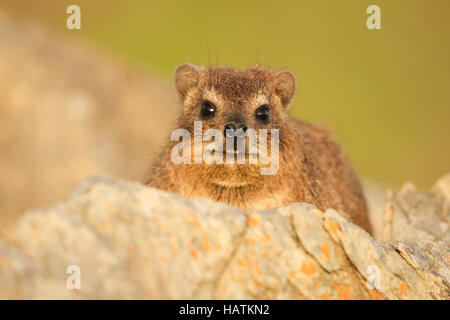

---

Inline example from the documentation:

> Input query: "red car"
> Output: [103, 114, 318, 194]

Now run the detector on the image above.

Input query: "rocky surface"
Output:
[382, 174, 450, 244]
[0, 174, 448, 299]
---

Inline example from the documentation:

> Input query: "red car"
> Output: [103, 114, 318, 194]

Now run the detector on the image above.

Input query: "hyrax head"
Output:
[173, 63, 296, 151]
[171, 64, 296, 184]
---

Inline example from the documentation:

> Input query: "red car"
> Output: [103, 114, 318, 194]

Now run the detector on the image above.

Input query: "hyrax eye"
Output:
[255, 105, 269, 122]
[200, 101, 216, 118]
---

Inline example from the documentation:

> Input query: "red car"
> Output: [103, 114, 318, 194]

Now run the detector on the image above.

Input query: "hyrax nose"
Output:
[224, 122, 247, 138]
[224, 123, 236, 138]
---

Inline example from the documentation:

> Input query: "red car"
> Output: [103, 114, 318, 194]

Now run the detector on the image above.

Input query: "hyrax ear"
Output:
[275, 70, 297, 109]
[174, 63, 200, 100]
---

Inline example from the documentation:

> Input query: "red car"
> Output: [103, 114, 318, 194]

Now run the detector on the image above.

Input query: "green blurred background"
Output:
[3, 0, 450, 189]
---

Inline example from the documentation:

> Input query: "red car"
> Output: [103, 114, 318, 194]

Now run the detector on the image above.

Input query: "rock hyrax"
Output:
[147, 64, 371, 233]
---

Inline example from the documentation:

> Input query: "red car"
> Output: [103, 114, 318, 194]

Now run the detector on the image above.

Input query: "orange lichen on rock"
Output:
[321, 293, 330, 300]
[202, 236, 211, 251]
[299, 261, 316, 276]
[237, 258, 246, 267]
[187, 244, 199, 261]
[333, 283, 351, 300]
[370, 289, 383, 300]
[325, 218, 339, 236]
[247, 216, 259, 227]
[252, 260, 263, 276]
[367, 246, 376, 261]
[314, 209, 323, 218]
[320, 242, 330, 259]
[400, 283, 407, 296]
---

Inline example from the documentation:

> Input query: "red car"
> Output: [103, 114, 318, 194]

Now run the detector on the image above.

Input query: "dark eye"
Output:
[200, 101, 216, 118]
[255, 105, 269, 122]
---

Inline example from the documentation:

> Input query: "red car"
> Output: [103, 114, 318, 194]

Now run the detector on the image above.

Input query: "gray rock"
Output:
[0, 175, 448, 299]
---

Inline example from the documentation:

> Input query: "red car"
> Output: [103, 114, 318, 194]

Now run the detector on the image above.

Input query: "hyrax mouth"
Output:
[208, 146, 259, 160]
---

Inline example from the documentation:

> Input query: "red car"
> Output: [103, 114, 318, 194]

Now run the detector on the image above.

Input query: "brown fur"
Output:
[147, 64, 372, 233]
